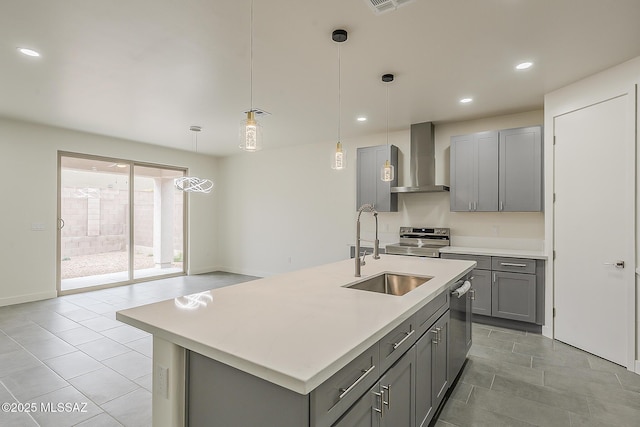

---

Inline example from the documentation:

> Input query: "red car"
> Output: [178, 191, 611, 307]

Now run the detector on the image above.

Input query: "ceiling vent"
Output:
[364, 0, 415, 15]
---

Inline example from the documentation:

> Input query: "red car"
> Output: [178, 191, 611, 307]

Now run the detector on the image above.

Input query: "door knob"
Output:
[603, 261, 625, 268]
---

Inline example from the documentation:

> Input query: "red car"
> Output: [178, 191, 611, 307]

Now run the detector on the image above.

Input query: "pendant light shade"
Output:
[240, 0, 263, 152]
[175, 126, 214, 194]
[381, 73, 395, 182]
[381, 159, 394, 181]
[331, 141, 346, 170]
[330, 29, 348, 170]
[240, 110, 263, 151]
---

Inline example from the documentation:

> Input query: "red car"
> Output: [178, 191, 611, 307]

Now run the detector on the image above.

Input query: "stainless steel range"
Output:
[385, 227, 450, 258]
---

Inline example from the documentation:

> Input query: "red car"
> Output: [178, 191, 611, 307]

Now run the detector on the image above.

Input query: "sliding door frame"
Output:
[57, 151, 188, 296]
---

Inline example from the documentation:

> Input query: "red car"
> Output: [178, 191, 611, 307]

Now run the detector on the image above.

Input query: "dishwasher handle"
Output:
[451, 280, 471, 298]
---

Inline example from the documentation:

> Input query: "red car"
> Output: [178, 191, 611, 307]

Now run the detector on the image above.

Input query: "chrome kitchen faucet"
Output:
[355, 204, 380, 277]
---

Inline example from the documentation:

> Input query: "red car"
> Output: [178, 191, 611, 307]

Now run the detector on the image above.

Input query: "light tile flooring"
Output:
[0, 272, 257, 427]
[2, 273, 639, 426]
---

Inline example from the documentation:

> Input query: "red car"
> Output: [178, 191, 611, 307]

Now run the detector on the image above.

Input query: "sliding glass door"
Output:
[58, 153, 186, 293]
[133, 166, 184, 280]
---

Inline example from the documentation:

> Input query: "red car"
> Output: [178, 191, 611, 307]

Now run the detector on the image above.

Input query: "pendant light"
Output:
[330, 29, 348, 170]
[239, 0, 263, 152]
[381, 73, 395, 182]
[174, 126, 214, 194]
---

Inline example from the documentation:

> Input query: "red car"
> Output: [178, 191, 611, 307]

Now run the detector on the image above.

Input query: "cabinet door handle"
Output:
[431, 329, 438, 344]
[500, 262, 527, 267]
[392, 329, 415, 350]
[339, 365, 376, 400]
[469, 289, 476, 300]
[382, 384, 391, 409]
[500, 201, 504, 211]
[474, 201, 477, 211]
[372, 389, 385, 418]
[493, 273, 496, 283]
[468, 202, 472, 211]
[436, 327, 442, 344]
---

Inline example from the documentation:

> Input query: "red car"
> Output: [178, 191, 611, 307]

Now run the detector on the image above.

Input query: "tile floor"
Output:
[1, 272, 639, 426]
[437, 323, 640, 427]
[0, 272, 257, 427]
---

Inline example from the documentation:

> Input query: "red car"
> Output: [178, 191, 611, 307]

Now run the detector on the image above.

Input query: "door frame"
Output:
[57, 151, 189, 295]
[550, 86, 637, 370]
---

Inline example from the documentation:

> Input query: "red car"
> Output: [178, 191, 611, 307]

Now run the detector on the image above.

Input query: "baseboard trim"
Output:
[188, 266, 223, 275]
[0, 290, 58, 307]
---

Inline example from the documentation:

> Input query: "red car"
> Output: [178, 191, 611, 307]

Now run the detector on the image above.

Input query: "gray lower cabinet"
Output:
[469, 269, 491, 316]
[415, 311, 449, 427]
[357, 145, 398, 212]
[441, 253, 544, 325]
[331, 384, 378, 427]
[333, 346, 416, 427]
[187, 352, 310, 427]
[492, 271, 536, 322]
[188, 296, 464, 427]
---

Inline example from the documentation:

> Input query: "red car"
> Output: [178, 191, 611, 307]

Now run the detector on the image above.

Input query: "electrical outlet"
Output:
[157, 365, 169, 399]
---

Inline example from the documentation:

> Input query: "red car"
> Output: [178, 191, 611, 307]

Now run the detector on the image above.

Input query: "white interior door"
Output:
[554, 92, 635, 368]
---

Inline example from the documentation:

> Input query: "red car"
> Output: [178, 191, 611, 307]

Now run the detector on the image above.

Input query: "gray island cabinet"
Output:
[116, 256, 475, 427]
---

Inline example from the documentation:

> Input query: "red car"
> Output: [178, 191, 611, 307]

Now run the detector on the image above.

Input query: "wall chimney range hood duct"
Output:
[391, 122, 450, 193]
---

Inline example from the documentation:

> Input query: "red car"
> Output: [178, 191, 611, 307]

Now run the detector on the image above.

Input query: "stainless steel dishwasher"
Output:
[449, 275, 472, 381]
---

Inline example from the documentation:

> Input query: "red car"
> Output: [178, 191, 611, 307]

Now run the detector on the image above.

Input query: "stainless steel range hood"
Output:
[391, 122, 450, 193]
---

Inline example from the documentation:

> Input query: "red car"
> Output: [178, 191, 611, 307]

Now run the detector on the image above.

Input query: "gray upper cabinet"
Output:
[450, 131, 498, 212]
[499, 126, 543, 212]
[450, 126, 542, 212]
[357, 145, 398, 212]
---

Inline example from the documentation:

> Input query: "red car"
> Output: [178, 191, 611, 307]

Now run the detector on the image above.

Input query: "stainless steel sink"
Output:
[345, 273, 432, 296]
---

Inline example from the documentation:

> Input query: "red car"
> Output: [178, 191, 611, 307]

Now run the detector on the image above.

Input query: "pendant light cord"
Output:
[386, 83, 389, 147]
[337, 43, 341, 143]
[250, 0, 254, 111]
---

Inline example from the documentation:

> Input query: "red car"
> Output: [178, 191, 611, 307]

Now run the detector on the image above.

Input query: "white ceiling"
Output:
[2, 0, 640, 156]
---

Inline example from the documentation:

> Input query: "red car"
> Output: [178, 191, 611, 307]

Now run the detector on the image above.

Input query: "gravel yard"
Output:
[61, 250, 183, 279]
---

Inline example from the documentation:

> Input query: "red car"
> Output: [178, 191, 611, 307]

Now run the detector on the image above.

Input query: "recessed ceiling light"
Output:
[17, 47, 41, 57]
[516, 61, 533, 70]
[357, 117, 367, 122]
[459, 98, 473, 104]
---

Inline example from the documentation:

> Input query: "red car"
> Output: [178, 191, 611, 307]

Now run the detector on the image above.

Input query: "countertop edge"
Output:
[440, 246, 548, 260]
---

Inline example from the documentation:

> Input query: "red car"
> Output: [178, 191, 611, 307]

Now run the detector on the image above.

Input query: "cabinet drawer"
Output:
[441, 253, 491, 270]
[310, 342, 379, 427]
[491, 257, 536, 274]
[379, 315, 417, 373]
[414, 291, 449, 338]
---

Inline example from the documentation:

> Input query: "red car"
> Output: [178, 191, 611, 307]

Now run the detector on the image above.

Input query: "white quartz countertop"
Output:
[440, 246, 548, 260]
[116, 255, 474, 395]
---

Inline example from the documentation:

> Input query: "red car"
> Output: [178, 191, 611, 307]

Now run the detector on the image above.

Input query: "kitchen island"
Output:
[116, 255, 475, 427]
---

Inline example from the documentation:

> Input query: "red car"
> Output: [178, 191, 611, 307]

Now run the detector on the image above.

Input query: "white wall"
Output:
[0, 117, 220, 306]
[217, 110, 545, 277]
[544, 56, 640, 367]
